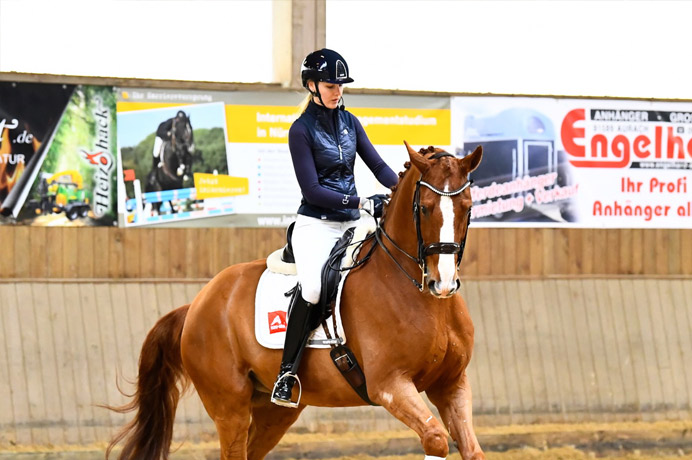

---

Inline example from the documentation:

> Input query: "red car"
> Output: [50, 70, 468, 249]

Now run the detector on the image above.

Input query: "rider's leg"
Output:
[270, 215, 342, 407]
[153, 136, 163, 158]
[270, 285, 315, 407]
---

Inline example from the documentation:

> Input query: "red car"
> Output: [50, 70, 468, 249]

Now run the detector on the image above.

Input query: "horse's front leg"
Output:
[427, 372, 484, 460]
[371, 380, 450, 459]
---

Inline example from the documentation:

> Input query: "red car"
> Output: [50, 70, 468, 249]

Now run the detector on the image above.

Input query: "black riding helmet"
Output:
[301, 48, 354, 108]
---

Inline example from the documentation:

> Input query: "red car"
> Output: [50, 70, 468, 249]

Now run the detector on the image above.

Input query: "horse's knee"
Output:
[422, 424, 449, 458]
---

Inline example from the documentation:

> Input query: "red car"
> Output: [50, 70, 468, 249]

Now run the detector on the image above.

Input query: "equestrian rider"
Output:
[152, 110, 191, 173]
[271, 48, 399, 407]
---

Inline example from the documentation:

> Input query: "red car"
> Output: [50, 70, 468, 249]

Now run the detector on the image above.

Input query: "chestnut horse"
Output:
[107, 142, 484, 460]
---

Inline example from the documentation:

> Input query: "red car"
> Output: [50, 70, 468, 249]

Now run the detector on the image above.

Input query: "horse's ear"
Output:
[404, 140, 430, 174]
[459, 145, 483, 173]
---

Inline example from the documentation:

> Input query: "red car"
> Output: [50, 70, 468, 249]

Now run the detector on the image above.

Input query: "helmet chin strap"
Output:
[310, 80, 345, 109]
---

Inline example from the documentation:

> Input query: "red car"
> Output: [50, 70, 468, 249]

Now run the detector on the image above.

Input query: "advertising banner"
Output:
[452, 97, 692, 228]
[117, 89, 450, 227]
[0, 83, 117, 226]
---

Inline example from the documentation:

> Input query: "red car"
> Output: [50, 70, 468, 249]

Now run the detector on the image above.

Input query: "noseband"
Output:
[376, 152, 473, 292]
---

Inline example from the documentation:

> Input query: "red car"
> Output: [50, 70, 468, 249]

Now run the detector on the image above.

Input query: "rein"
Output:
[376, 152, 473, 292]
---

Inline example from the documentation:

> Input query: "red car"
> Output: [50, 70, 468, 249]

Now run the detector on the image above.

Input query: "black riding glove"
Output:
[366, 194, 388, 218]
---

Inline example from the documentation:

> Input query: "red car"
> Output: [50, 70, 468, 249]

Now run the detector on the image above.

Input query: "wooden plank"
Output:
[47, 283, 80, 444]
[580, 229, 594, 275]
[671, 280, 692, 412]
[655, 230, 669, 275]
[103, 283, 132, 430]
[460, 281, 489, 416]
[474, 227, 492, 277]
[514, 228, 530, 276]
[154, 229, 172, 278]
[618, 230, 633, 274]
[630, 229, 644, 275]
[14, 282, 48, 444]
[578, 279, 607, 419]
[504, 281, 533, 420]
[535, 280, 567, 421]
[681, 230, 692, 275]
[45, 228, 64, 277]
[492, 281, 524, 423]
[29, 226, 47, 278]
[169, 230, 186, 278]
[555, 279, 590, 420]
[61, 282, 97, 443]
[642, 230, 657, 275]
[0, 227, 15, 278]
[476, 280, 509, 423]
[76, 227, 95, 278]
[630, 280, 664, 416]
[528, 228, 543, 276]
[14, 226, 31, 277]
[0, 283, 18, 443]
[605, 230, 620, 274]
[488, 229, 505, 277]
[591, 279, 625, 419]
[108, 228, 125, 278]
[643, 279, 676, 418]
[78, 283, 112, 440]
[500, 229, 517, 275]
[591, 229, 607, 275]
[138, 228, 156, 278]
[553, 228, 569, 275]
[666, 230, 681, 274]
[605, 280, 639, 415]
[31, 283, 65, 445]
[655, 280, 688, 417]
[566, 228, 583, 275]
[516, 280, 547, 416]
[60, 227, 79, 278]
[92, 228, 110, 278]
[122, 228, 141, 278]
[540, 229, 553, 276]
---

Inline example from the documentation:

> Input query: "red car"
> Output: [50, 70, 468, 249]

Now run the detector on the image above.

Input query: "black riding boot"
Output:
[271, 286, 315, 408]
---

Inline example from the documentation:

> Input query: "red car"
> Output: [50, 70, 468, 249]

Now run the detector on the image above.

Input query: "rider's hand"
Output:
[360, 194, 388, 218]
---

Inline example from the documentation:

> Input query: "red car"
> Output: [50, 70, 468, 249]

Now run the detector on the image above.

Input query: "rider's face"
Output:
[310, 81, 344, 109]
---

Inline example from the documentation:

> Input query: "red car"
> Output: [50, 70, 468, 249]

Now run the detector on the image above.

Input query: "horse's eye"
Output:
[420, 205, 429, 216]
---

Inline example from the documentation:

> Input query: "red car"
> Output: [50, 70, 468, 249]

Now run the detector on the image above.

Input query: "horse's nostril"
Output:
[428, 280, 437, 292]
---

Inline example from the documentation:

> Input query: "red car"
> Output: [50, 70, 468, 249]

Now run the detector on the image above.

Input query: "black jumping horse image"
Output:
[145, 111, 195, 215]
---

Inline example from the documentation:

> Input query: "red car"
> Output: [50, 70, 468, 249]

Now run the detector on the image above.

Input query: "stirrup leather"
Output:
[270, 372, 302, 408]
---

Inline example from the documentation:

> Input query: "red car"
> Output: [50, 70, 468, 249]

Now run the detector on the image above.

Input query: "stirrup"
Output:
[270, 372, 302, 408]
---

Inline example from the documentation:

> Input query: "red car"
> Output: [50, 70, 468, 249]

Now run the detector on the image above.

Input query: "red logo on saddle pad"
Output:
[268, 311, 287, 334]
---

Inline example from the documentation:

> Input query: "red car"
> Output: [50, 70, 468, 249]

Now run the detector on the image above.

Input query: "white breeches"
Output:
[153, 136, 163, 158]
[291, 214, 359, 305]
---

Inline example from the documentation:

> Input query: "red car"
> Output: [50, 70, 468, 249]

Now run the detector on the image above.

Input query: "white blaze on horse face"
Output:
[438, 185, 457, 290]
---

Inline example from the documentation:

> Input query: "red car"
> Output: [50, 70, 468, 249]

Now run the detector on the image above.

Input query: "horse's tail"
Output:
[106, 304, 191, 460]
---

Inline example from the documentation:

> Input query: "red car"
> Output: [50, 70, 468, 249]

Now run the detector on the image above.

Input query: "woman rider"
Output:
[271, 49, 398, 407]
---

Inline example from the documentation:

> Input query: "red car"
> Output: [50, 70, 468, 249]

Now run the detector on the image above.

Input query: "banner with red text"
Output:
[452, 97, 692, 228]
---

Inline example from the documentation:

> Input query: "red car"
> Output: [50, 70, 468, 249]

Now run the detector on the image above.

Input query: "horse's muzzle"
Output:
[428, 278, 460, 298]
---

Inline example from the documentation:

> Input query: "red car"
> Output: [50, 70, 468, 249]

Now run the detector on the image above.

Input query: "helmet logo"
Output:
[335, 60, 347, 79]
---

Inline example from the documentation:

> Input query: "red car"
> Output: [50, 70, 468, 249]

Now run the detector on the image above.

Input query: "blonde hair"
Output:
[297, 92, 312, 114]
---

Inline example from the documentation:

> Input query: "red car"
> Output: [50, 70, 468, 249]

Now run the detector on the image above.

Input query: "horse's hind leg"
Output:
[247, 391, 305, 460]
[427, 372, 485, 460]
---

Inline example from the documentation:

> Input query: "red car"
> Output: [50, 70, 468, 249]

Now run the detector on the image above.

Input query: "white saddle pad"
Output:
[254, 213, 376, 350]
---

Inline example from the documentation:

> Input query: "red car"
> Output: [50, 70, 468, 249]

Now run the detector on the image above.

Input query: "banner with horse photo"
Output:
[452, 96, 692, 229]
[116, 99, 245, 227]
[0, 82, 118, 226]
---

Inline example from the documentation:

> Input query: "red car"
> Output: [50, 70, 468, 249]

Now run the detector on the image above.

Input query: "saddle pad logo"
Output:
[268, 311, 287, 334]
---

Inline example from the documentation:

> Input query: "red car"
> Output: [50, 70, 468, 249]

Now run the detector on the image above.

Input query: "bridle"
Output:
[375, 152, 473, 292]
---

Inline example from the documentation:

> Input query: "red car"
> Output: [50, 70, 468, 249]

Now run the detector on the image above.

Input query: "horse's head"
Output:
[383, 141, 482, 298]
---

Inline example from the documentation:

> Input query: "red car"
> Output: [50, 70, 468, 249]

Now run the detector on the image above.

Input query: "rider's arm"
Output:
[288, 122, 360, 209]
[353, 116, 399, 189]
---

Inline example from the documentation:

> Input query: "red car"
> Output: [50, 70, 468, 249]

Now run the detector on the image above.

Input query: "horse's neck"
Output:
[374, 170, 421, 275]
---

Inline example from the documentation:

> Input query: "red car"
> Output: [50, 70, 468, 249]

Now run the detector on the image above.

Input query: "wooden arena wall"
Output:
[1, 226, 691, 279]
[1, 278, 690, 447]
